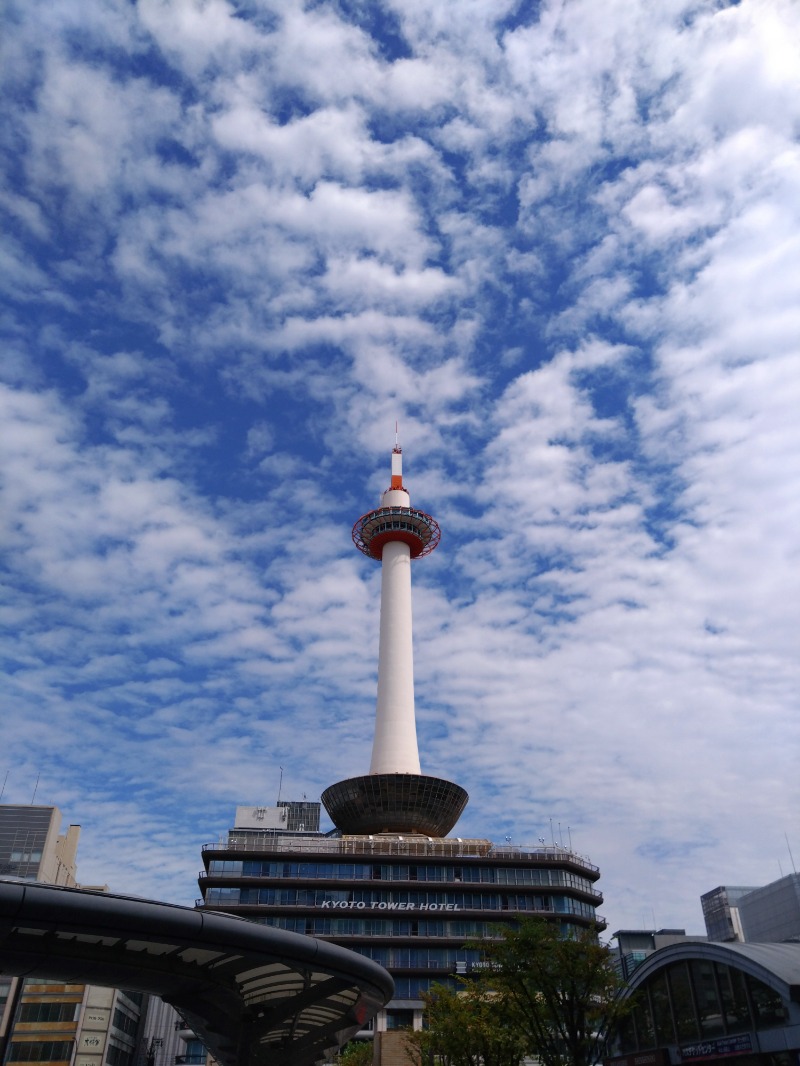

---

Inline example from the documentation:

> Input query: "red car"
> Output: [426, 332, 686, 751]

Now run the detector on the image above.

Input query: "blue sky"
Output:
[2, 0, 799, 937]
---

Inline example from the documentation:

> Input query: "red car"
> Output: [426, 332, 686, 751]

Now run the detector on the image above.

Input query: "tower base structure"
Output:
[322, 773, 469, 837]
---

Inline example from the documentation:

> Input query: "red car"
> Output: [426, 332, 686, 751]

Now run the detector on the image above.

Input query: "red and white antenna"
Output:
[391, 422, 403, 490]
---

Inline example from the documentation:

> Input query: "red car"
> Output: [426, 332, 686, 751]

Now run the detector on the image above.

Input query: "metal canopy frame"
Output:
[0, 880, 393, 1066]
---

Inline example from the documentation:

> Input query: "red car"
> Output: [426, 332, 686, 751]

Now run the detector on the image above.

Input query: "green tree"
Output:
[476, 919, 631, 1066]
[337, 1040, 373, 1066]
[405, 980, 526, 1066]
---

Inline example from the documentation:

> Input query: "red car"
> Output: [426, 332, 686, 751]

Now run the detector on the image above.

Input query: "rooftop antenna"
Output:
[0, 770, 8, 803]
[30, 773, 40, 805]
[277, 766, 284, 806]
[786, 832, 797, 875]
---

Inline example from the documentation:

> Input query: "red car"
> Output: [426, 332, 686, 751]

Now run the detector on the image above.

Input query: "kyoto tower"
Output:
[322, 441, 468, 837]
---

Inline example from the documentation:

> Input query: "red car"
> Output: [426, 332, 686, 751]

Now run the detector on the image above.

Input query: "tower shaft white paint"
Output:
[324, 446, 463, 836]
[370, 535, 421, 774]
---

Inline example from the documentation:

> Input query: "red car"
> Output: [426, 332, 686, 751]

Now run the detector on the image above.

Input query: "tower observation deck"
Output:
[322, 445, 468, 836]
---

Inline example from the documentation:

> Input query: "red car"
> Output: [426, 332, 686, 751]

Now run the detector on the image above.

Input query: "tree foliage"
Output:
[405, 981, 526, 1066]
[476, 919, 631, 1066]
[337, 1040, 373, 1066]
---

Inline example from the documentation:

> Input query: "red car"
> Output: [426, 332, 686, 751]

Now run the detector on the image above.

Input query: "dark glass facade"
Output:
[197, 827, 605, 1007]
[0, 807, 53, 879]
[701, 886, 758, 942]
[616, 956, 794, 1061]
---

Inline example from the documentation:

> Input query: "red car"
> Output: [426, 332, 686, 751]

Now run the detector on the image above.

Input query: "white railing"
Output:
[201, 835, 599, 873]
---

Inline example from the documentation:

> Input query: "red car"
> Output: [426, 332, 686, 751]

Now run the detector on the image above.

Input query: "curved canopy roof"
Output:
[623, 940, 800, 1003]
[0, 880, 393, 1066]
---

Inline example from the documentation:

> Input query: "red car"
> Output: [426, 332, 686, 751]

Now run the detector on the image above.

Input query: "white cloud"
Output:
[2, 0, 799, 942]
[138, 0, 264, 77]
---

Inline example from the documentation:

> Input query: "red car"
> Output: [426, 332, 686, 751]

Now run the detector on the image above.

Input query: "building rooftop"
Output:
[203, 832, 601, 873]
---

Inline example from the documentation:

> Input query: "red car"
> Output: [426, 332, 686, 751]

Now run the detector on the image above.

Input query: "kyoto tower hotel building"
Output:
[197, 444, 605, 1036]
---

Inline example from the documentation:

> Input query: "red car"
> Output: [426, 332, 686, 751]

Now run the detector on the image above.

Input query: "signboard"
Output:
[78, 1033, 107, 1052]
[604, 1050, 669, 1066]
[82, 1009, 110, 1028]
[234, 806, 287, 830]
[320, 900, 461, 911]
[679, 1034, 753, 1060]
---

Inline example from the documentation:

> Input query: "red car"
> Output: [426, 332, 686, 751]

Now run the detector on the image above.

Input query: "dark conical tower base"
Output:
[321, 773, 468, 837]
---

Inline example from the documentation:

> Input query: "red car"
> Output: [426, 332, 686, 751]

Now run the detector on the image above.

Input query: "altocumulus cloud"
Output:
[1, 0, 799, 933]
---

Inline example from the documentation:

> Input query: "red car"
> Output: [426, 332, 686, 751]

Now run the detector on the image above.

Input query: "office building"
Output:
[703, 876, 800, 944]
[738, 875, 800, 943]
[197, 445, 604, 1046]
[0, 805, 80, 887]
[702, 886, 760, 943]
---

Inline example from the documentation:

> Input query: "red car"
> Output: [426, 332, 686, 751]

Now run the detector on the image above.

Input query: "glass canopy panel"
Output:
[668, 961, 699, 1042]
[716, 963, 751, 1034]
[649, 970, 674, 1046]
[746, 973, 787, 1030]
[690, 959, 724, 1039]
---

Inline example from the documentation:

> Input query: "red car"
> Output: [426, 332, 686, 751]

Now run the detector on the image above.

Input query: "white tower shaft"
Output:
[322, 445, 466, 837]
[370, 535, 421, 775]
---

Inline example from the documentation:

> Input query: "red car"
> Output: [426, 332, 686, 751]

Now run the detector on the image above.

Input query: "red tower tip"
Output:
[390, 443, 403, 490]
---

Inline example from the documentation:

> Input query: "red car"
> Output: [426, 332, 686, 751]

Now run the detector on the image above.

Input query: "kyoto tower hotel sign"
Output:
[322, 444, 468, 837]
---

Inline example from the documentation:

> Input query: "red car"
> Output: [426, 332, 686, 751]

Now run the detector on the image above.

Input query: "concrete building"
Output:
[612, 929, 707, 980]
[197, 445, 605, 1045]
[0, 805, 146, 1066]
[703, 876, 800, 944]
[738, 876, 800, 944]
[136, 1000, 191, 1066]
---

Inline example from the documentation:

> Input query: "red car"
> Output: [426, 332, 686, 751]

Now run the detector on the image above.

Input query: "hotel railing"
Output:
[200, 835, 599, 873]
